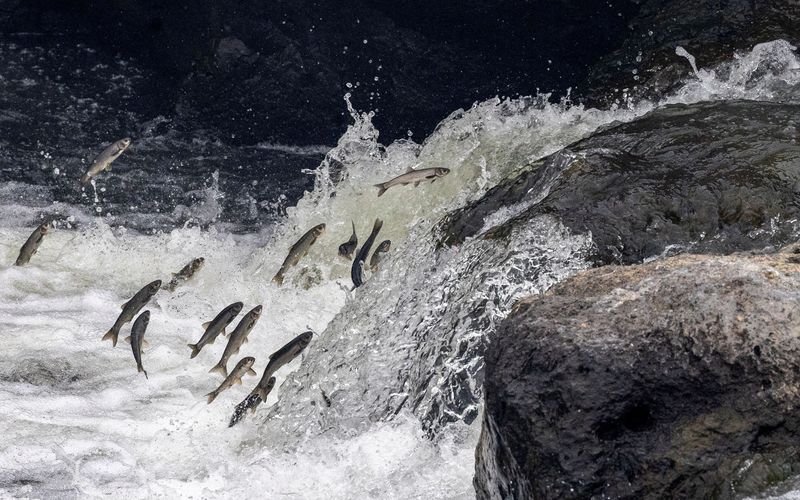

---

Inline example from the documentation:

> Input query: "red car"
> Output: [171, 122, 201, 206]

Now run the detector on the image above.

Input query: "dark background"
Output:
[0, 0, 642, 145]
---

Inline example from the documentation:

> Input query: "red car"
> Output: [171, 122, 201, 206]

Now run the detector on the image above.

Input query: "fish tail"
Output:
[206, 391, 218, 404]
[80, 174, 90, 185]
[209, 362, 228, 378]
[374, 218, 384, 231]
[272, 273, 284, 286]
[138, 365, 148, 379]
[102, 327, 119, 347]
[374, 183, 387, 197]
[188, 343, 201, 359]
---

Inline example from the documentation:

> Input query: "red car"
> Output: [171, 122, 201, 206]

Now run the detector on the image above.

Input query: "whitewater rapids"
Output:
[1, 40, 799, 498]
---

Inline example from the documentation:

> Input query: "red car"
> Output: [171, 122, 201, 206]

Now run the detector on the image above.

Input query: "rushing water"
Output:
[1, 39, 799, 498]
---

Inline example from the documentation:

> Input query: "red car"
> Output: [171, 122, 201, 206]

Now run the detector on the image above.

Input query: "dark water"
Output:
[0, 35, 325, 232]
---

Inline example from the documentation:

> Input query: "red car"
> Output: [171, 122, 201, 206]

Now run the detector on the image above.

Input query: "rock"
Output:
[442, 100, 800, 264]
[476, 251, 800, 499]
[580, 0, 800, 107]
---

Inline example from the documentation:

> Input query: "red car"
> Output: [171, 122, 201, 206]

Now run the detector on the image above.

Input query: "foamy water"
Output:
[1, 41, 799, 498]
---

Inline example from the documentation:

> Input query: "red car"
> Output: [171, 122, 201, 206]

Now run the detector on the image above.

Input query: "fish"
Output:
[15, 221, 52, 266]
[102, 280, 161, 347]
[228, 377, 275, 427]
[209, 305, 262, 377]
[374, 166, 450, 197]
[337, 221, 358, 260]
[124, 310, 151, 379]
[163, 257, 205, 291]
[250, 331, 313, 401]
[351, 219, 383, 288]
[80, 137, 131, 185]
[188, 301, 243, 359]
[369, 239, 391, 272]
[205, 356, 257, 404]
[272, 223, 326, 286]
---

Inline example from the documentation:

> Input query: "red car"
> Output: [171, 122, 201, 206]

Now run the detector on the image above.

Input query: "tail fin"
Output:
[102, 328, 118, 347]
[206, 391, 218, 404]
[373, 218, 384, 232]
[374, 183, 387, 197]
[209, 362, 228, 378]
[188, 343, 201, 359]
[272, 273, 284, 286]
[138, 365, 148, 379]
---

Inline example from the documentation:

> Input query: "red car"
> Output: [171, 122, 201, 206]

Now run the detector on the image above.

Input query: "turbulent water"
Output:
[1, 37, 800, 498]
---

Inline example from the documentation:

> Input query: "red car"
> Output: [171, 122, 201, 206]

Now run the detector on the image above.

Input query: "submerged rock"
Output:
[476, 251, 800, 499]
[443, 100, 800, 264]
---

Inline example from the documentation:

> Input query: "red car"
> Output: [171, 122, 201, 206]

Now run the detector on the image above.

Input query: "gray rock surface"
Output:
[476, 250, 800, 499]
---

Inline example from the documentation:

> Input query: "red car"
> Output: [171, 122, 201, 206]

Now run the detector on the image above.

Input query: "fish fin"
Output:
[209, 363, 228, 378]
[247, 368, 257, 376]
[431, 178, 437, 183]
[120, 301, 128, 310]
[106, 164, 112, 172]
[123, 335, 131, 344]
[272, 273, 284, 286]
[351, 220, 356, 234]
[102, 329, 118, 347]
[206, 391, 218, 404]
[234, 378, 242, 385]
[220, 327, 227, 337]
[406, 166, 415, 172]
[142, 339, 150, 348]
[374, 183, 387, 197]
[138, 365, 148, 379]
[414, 181, 420, 187]
[188, 344, 201, 359]
[202, 321, 211, 329]
[243, 337, 249, 344]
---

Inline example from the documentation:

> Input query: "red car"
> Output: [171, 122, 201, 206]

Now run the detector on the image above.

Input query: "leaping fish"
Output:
[228, 377, 275, 427]
[374, 166, 450, 197]
[351, 219, 382, 288]
[272, 224, 326, 286]
[163, 257, 205, 291]
[206, 356, 257, 404]
[337, 221, 358, 260]
[15, 221, 53, 266]
[81, 137, 131, 185]
[102, 280, 161, 347]
[125, 310, 151, 379]
[188, 301, 243, 359]
[369, 239, 391, 272]
[209, 305, 262, 378]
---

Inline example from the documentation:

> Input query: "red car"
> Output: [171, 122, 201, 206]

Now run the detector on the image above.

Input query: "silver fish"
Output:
[163, 257, 205, 291]
[102, 280, 161, 347]
[272, 224, 326, 286]
[369, 239, 391, 272]
[337, 221, 358, 260]
[80, 137, 131, 185]
[209, 305, 262, 377]
[374, 167, 450, 197]
[15, 221, 52, 266]
[228, 377, 275, 427]
[351, 219, 383, 288]
[125, 310, 150, 379]
[188, 301, 243, 358]
[206, 356, 257, 404]
[250, 331, 313, 401]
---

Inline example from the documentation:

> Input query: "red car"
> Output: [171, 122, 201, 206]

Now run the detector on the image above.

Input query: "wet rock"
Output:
[443, 100, 800, 265]
[476, 251, 800, 499]
[580, 0, 800, 107]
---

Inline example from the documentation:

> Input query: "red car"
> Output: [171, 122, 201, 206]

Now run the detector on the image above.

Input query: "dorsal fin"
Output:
[202, 321, 211, 330]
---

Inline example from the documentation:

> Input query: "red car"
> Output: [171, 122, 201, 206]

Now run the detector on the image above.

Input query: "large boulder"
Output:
[442, 100, 800, 264]
[476, 250, 800, 499]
